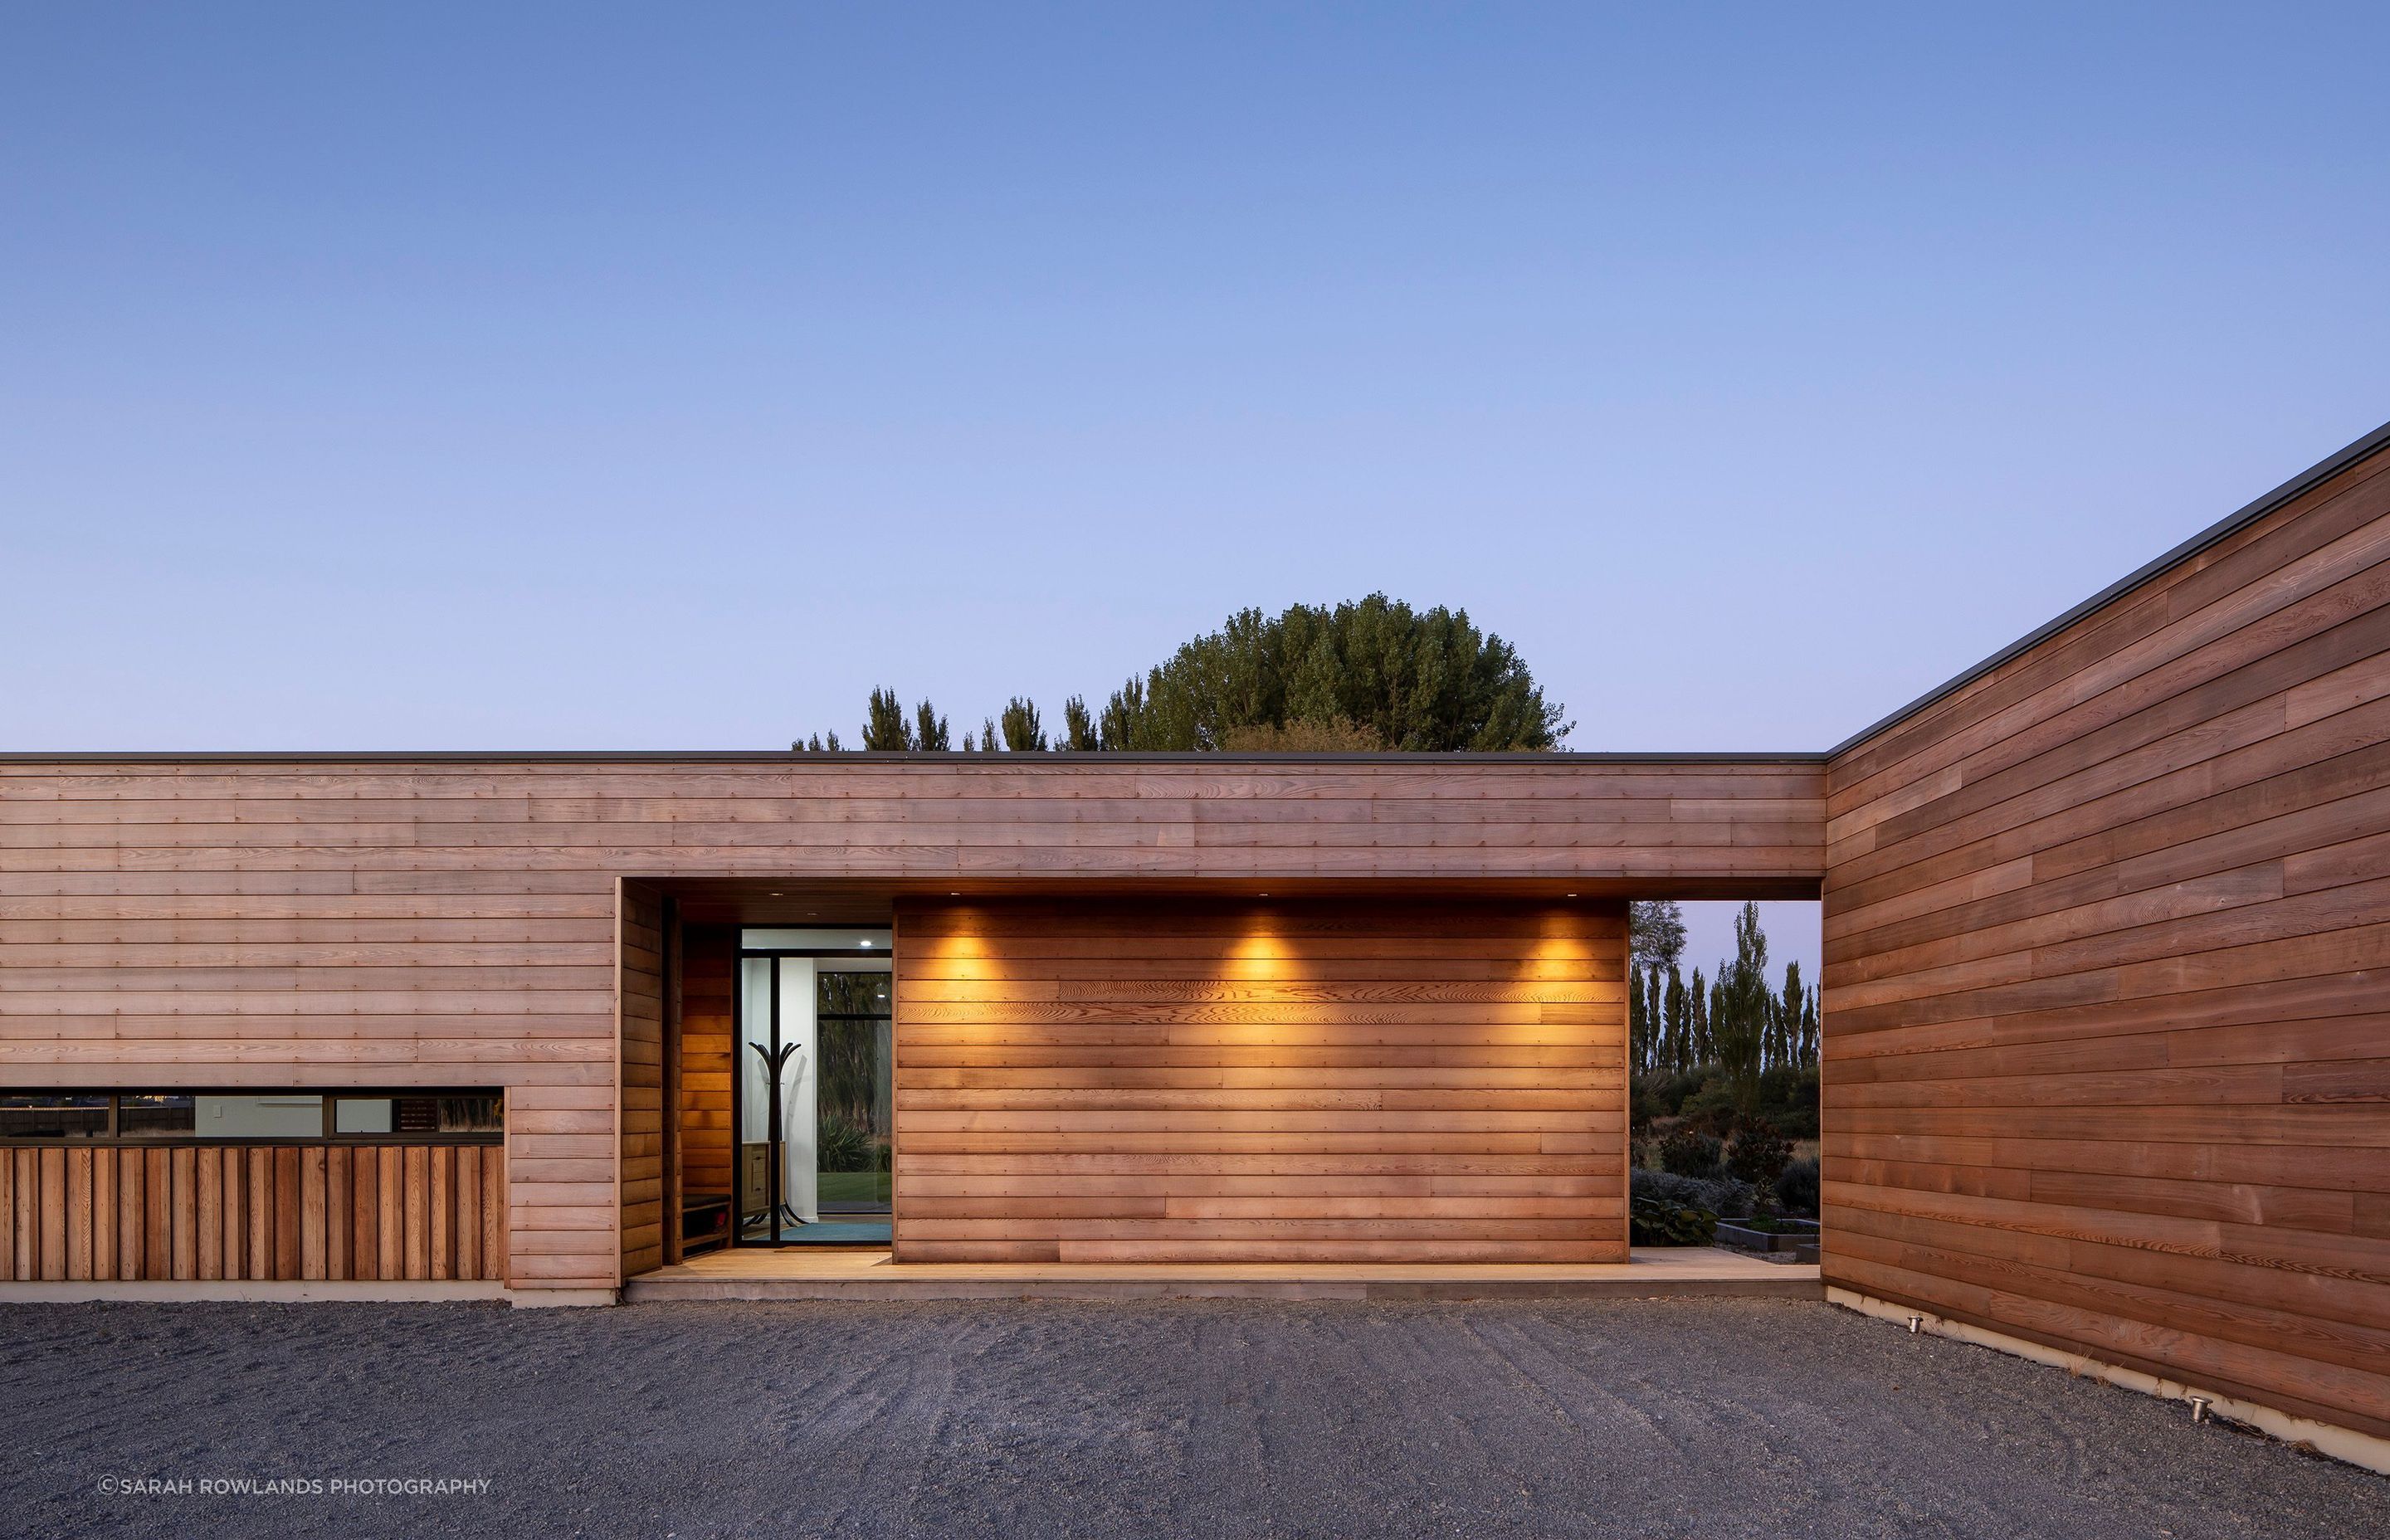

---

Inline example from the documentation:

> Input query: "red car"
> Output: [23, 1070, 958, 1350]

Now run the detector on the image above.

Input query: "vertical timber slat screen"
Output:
[0, 1142, 505, 1284]
[1822, 436, 2390, 1440]
[894, 898, 1629, 1264]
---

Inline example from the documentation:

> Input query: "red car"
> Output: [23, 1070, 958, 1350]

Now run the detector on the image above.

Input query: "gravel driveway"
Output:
[1, 1297, 2380, 1538]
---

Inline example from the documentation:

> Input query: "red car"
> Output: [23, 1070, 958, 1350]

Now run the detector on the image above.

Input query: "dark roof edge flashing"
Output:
[1826, 416, 2390, 760]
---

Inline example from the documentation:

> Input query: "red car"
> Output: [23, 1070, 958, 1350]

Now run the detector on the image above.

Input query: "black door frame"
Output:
[729, 941, 894, 1250]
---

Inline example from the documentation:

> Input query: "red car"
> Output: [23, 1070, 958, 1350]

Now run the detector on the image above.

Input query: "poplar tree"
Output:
[1712, 901, 1772, 1101]
[1775, 961, 1808, 1071]
[1664, 964, 1688, 1074]
[862, 688, 913, 751]
[913, 701, 950, 752]
[1688, 967, 1710, 1068]
[1629, 969, 1650, 1074]
[1001, 697, 1048, 751]
[1061, 696, 1098, 751]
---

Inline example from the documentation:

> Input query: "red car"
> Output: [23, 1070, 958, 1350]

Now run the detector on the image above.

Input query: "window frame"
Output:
[0, 1088, 506, 1147]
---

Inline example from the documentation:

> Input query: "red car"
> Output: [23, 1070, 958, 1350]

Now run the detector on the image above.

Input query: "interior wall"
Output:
[891, 897, 1629, 1264]
[1822, 440, 2390, 1438]
[676, 924, 736, 1210]
[617, 881, 666, 1279]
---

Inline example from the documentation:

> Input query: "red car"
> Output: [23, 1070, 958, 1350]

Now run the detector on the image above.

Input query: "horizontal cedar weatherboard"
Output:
[891, 898, 1629, 1264]
[0, 758, 1810, 1289]
[1822, 437, 2390, 1440]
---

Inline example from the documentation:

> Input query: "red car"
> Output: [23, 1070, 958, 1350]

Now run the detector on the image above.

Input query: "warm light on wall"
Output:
[1222, 908, 1308, 1053]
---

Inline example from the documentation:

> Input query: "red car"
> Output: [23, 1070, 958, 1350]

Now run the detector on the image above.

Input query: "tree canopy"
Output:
[807, 594, 1570, 753]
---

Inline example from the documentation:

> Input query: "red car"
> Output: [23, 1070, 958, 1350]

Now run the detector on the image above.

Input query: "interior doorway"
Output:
[734, 928, 893, 1246]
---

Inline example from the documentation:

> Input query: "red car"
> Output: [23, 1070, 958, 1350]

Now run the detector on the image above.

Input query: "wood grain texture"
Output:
[0, 1140, 501, 1282]
[617, 881, 665, 1278]
[676, 924, 739, 1213]
[890, 898, 1629, 1265]
[1823, 442, 2390, 1440]
[0, 756, 1817, 1289]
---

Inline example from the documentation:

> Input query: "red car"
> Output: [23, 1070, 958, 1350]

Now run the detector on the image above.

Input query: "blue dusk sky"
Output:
[4, 6, 2386, 982]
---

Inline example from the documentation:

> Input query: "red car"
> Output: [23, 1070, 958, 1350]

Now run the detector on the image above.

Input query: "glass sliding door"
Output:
[735, 931, 893, 1246]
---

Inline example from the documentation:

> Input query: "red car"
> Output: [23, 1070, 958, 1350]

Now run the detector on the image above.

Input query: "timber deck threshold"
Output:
[622, 1246, 1820, 1303]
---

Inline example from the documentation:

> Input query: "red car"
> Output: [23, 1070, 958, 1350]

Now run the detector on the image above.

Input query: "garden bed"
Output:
[1714, 1216, 1820, 1255]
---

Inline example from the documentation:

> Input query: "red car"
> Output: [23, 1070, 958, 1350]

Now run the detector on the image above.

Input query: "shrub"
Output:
[1754, 1064, 1821, 1140]
[1632, 1167, 1755, 1220]
[1726, 1118, 1792, 1187]
[1657, 1128, 1724, 1181]
[817, 1113, 877, 1173]
[1630, 1196, 1717, 1246]
[1641, 1069, 1710, 1120]
[1675, 1080, 1742, 1136]
[1773, 1157, 1821, 1216]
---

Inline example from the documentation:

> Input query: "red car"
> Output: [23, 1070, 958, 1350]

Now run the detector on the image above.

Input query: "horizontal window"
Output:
[0, 1090, 503, 1145]
[0, 1094, 110, 1140]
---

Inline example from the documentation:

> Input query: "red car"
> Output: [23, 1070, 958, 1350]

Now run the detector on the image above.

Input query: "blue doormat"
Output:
[773, 1221, 892, 1245]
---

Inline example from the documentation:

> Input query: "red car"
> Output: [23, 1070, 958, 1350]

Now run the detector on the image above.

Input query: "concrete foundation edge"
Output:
[622, 1274, 1822, 1304]
[1827, 1286, 2390, 1479]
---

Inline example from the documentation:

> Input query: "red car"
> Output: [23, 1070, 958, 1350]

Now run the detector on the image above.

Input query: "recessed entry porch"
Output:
[619, 875, 1729, 1282]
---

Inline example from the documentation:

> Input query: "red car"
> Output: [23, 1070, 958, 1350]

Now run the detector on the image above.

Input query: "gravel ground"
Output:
[1, 1297, 2382, 1539]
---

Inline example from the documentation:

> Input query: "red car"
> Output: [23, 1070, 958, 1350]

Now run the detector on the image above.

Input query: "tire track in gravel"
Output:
[2, 1299, 2383, 1540]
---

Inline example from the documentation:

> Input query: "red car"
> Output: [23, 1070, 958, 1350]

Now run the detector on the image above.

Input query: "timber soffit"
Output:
[1, 420, 2379, 772]
[1825, 414, 2390, 758]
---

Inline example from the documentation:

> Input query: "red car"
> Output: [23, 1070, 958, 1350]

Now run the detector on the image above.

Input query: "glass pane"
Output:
[119, 1094, 198, 1137]
[334, 1098, 394, 1134]
[0, 1094, 110, 1139]
[739, 956, 767, 1238]
[816, 969, 893, 1213]
[189, 1094, 322, 1138]
[417, 1094, 501, 1133]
